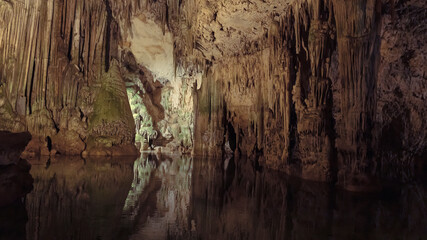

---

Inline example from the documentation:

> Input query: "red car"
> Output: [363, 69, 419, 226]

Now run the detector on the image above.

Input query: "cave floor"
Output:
[1, 154, 426, 240]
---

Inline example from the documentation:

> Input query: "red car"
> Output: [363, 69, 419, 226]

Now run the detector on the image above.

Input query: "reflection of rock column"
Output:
[294, 1, 336, 182]
[126, 155, 193, 239]
[0, 159, 33, 207]
[25, 157, 134, 240]
[122, 156, 156, 221]
[333, 0, 382, 187]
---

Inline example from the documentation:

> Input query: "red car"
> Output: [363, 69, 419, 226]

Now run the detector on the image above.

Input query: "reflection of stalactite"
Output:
[122, 156, 156, 222]
[190, 156, 427, 239]
[121, 154, 193, 238]
[25, 157, 134, 240]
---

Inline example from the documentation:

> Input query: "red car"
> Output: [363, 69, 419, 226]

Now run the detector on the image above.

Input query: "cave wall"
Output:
[122, 14, 199, 152]
[0, 0, 152, 156]
[0, 0, 203, 155]
[192, 0, 427, 186]
[375, 0, 427, 181]
[0, 0, 425, 184]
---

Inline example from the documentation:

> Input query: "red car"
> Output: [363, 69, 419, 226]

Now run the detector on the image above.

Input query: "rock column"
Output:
[292, 0, 336, 181]
[333, 0, 382, 188]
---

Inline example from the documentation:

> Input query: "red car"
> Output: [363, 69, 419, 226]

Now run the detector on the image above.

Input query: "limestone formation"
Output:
[0, 0, 140, 156]
[190, 0, 426, 188]
[0, 0, 425, 188]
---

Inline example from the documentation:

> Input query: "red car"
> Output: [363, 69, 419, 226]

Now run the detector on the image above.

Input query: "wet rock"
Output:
[51, 130, 85, 156]
[0, 0, 140, 156]
[0, 131, 31, 165]
[21, 137, 50, 158]
[0, 131, 33, 207]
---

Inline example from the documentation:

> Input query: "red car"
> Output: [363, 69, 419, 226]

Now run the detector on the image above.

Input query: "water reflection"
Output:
[192, 157, 427, 239]
[121, 154, 192, 240]
[0, 131, 32, 240]
[25, 156, 135, 240]
[0, 154, 426, 240]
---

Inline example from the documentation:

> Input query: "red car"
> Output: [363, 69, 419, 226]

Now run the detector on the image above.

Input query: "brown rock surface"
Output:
[189, 0, 426, 187]
[51, 130, 85, 156]
[0, 0, 139, 156]
[0, 0, 425, 187]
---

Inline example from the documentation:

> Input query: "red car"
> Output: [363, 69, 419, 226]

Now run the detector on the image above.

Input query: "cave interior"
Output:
[0, 0, 426, 239]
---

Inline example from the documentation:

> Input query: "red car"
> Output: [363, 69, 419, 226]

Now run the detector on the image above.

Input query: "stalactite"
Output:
[1, 0, 424, 184]
[0, 0, 146, 156]
[190, 0, 418, 186]
[192, 0, 338, 181]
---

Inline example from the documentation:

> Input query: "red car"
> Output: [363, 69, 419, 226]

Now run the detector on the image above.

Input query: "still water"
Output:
[1, 154, 426, 240]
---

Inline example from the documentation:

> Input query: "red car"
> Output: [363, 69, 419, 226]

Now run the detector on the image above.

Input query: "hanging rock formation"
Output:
[0, 0, 426, 188]
[0, 0, 141, 157]
[188, 0, 426, 188]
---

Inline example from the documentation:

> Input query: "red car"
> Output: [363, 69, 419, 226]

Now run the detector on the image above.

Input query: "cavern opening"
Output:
[0, 0, 426, 239]
[123, 13, 197, 153]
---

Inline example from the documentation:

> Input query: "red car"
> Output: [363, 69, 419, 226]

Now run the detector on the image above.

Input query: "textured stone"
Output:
[51, 130, 85, 156]
[0, 0, 425, 187]
[189, 0, 426, 187]
[0, 0, 139, 156]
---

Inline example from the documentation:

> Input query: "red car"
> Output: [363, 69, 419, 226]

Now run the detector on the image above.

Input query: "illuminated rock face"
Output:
[0, 0, 139, 156]
[0, 0, 197, 155]
[0, 0, 426, 185]
[194, 0, 380, 185]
